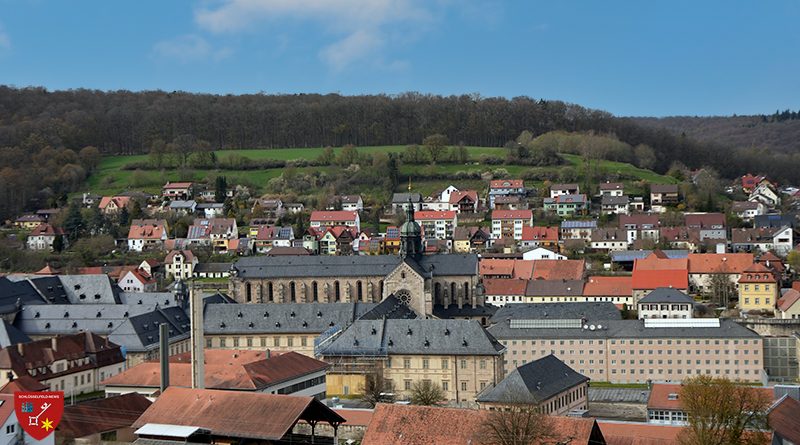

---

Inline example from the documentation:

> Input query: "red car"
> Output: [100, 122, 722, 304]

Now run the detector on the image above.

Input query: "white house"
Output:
[309, 211, 360, 233]
[127, 220, 169, 252]
[119, 269, 157, 293]
[601, 195, 630, 215]
[749, 182, 781, 208]
[491, 210, 533, 240]
[731, 226, 793, 256]
[26, 224, 66, 251]
[522, 247, 566, 261]
[414, 211, 457, 240]
[732, 201, 766, 221]
[164, 250, 198, 281]
[549, 183, 580, 198]
[637, 288, 694, 319]
[599, 182, 624, 197]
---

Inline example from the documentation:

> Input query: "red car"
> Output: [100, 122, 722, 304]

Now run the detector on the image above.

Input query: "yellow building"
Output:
[319, 319, 505, 403]
[738, 263, 778, 312]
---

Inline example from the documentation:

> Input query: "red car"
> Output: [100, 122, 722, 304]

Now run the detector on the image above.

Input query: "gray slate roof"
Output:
[489, 303, 621, 325]
[601, 195, 630, 206]
[392, 193, 422, 203]
[611, 250, 689, 262]
[119, 292, 178, 307]
[320, 319, 505, 357]
[357, 295, 417, 321]
[433, 304, 498, 319]
[14, 304, 162, 337]
[195, 263, 232, 273]
[203, 302, 377, 335]
[638, 288, 695, 304]
[107, 306, 191, 352]
[0, 320, 31, 348]
[525, 279, 584, 297]
[0, 277, 46, 314]
[477, 355, 588, 404]
[231, 254, 478, 279]
[57, 275, 122, 304]
[487, 318, 759, 340]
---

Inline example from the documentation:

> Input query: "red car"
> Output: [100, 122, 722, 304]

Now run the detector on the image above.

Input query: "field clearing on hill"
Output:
[87, 146, 677, 198]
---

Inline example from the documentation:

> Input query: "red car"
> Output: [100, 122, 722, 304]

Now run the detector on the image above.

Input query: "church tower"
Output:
[399, 197, 422, 258]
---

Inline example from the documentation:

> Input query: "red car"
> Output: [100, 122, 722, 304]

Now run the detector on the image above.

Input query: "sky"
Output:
[0, 0, 798, 117]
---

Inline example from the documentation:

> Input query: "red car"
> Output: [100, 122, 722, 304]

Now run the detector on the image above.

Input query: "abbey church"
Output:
[229, 202, 483, 317]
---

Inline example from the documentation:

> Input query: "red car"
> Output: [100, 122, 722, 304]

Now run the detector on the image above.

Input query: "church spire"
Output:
[399, 186, 422, 259]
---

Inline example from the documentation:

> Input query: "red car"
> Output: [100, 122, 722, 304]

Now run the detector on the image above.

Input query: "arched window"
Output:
[245, 283, 252, 303]
[434, 283, 442, 303]
[379, 280, 384, 297]
[450, 282, 457, 302]
[290, 282, 296, 302]
[312, 282, 318, 302]
[335, 281, 341, 302]
[267, 282, 274, 302]
[463, 282, 470, 300]
[357, 281, 363, 302]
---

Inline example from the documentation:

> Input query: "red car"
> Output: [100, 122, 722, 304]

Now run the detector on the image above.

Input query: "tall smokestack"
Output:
[189, 281, 205, 389]
[159, 323, 170, 393]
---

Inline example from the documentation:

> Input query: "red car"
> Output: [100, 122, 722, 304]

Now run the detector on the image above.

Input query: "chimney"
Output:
[189, 282, 205, 389]
[159, 323, 170, 393]
[51, 337, 57, 352]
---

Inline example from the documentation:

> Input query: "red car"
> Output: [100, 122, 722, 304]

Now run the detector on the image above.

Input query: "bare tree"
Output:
[707, 273, 736, 308]
[359, 367, 395, 408]
[477, 393, 556, 445]
[410, 380, 446, 406]
[678, 375, 771, 445]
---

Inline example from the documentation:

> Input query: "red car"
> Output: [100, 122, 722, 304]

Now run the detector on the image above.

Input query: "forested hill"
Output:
[634, 112, 800, 154]
[2, 86, 800, 207]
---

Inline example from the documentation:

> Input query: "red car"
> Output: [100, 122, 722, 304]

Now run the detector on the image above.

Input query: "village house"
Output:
[600, 195, 630, 215]
[127, 219, 169, 252]
[98, 195, 131, 215]
[0, 332, 126, 395]
[560, 220, 597, 242]
[646, 383, 774, 426]
[391, 192, 422, 213]
[777, 289, 800, 319]
[741, 174, 767, 193]
[636, 288, 694, 319]
[193, 262, 231, 279]
[732, 200, 766, 221]
[491, 209, 532, 240]
[631, 252, 689, 302]
[118, 268, 157, 293]
[590, 228, 630, 251]
[599, 182, 624, 197]
[685, 213, 726, 240]
[519, 225, 559, 250]
[448, 190, 479, 213]
[164, 250, 198, 280]
[252, 225, 295, 253]
[14, 214, 46, 230]
[476, 354, 589, 415]
[422, 185, 459, 211]
[521, 247, 566, 260]
[650, 184, 679, 211]
[492, 195, 527, 210]
[487, 179, 525, 209]
[544, 194, 589, 216]
[414, 210, 457, 241]
[686, 253, 754, 294]
[319, 226, 357, 255]
[309, 210, 361, 233]
[186, 218, 238, 252]
[318, 318, 505, 402]
[583, 276, 634, 307]
[26, 223, 66, 251]
[549, 183, 580, 198]
[731, 226, 793, 255]
[168, 199, 197, 216]
[161, 181, 193, 200]
[749, 180, 781, 207]
[196, 202, 224, 218]
[453, 226, 490, 253]
[328, 195, 362, 212]
[659, 227, 701, 251]
[619, 214, 660, 244]
[738, 262, 778, 312]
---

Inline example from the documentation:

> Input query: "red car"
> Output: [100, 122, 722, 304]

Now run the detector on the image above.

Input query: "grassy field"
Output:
[86, 146, 677, 198]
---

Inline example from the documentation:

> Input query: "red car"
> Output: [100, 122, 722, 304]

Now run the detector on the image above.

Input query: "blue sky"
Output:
[0, 1, 798, 116]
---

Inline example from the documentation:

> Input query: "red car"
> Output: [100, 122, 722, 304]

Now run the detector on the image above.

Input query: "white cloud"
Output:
[152, 34, 232, 63]
[0, 24, 10, 51]
[194, 0, 434, 70]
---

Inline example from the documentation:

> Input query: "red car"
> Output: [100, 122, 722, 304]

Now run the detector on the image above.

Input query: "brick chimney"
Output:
[51, 337, 58, 352]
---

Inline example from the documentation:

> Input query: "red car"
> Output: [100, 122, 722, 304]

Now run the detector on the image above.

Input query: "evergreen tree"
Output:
[63, 203, 84, 241]
[118, 206, 130, 227]
[215, 175, 228, 203]
[51, 235, 64, 253]
[129, 200, 143, 220]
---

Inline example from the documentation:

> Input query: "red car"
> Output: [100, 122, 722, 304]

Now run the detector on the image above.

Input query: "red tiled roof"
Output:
[769, 395, 800, 444]
[633, 253, 688, 271]
[133, 387, 345, 441]
[448, 190, 478, 205]
[648, 383, 773, 411]
[599, 182, 624, 190]
[778, 289, 800, 312]
[583, 276, 632, 297]
[362, 403, 598, 445]
[59, 393, 152, 439]
[619, 214, 660, 228]
[0, 394, 14, 426]
[128, 220, 167, 240]
[333, 408, 373, 427]
[163, 181, 193, 189]
[687, 253, 754, 274]
[492, 209, 532, 220]
[685, 213, 725, 228]
[414, 210, 457, 220]
[522, 226, 559, 242]
[103, 351, 328, 391]
[598, 421, 682, 445]
[738, 262, 777, 283]
[489, 179, 523, 189]
[34, 264, 60, 275]
[482, 278, 528, 296]
[30, 223, 65, 236]
[479, 259, 516, 277]
[0, 375, 49, 393]
[165, 249, 195, 263]
[631, 269, 688, 290]
[98, 196, 131, 210]
[532, 259, 585, 280]
[310, 210, 358, 221]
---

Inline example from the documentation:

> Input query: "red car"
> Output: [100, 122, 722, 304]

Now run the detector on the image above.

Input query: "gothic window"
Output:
[245, 283, 252, 302]
[357, 281, 363, 302]
[267, 282, 274, 302]
[312, 282, 318, 302]
[335, 281, 341, 302]
[290, 282, 296, 302]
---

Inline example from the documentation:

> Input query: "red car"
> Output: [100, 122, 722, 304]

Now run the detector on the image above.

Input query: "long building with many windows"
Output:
[487, 317, 763, 384]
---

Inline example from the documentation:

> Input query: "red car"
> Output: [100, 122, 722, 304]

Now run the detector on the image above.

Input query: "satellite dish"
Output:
[583, 325, 589, 330]
[597, 324, 603, 330]
[589, 325, 596, 331]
